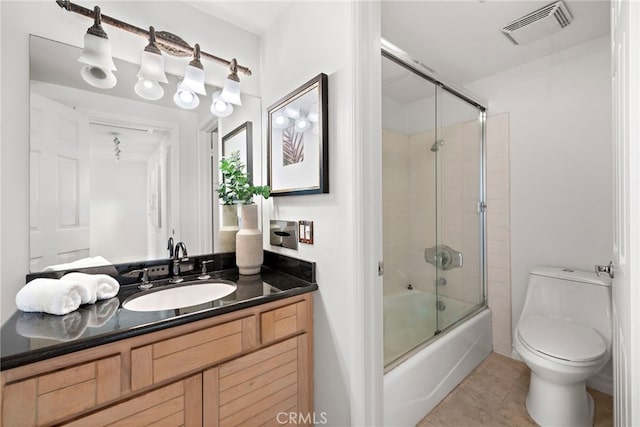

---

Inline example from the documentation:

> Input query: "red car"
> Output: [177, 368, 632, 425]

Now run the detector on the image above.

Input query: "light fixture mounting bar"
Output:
[55, 0, 252, 76]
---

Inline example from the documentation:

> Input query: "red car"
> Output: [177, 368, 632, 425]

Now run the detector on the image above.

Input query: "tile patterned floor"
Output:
[417, 352, 613, 427]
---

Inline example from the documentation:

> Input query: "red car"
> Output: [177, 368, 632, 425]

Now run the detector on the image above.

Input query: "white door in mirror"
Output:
[123, 282, 236, 312]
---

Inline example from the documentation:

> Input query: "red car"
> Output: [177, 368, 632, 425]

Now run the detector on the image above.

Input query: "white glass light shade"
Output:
[78, 33, 117, 71]
[210, 91, 233, 117]
[272, 111, 290, 130]
[180, 64, 206, 95]
[220, 78, 242, 106]
[78, 32, 117, 89]
[137, 50, 168, 84]
[80, 65, 117, 89]
[295, 117, 312, 133]
[173, 81, 199, 109]
[135, 77, 164, 100]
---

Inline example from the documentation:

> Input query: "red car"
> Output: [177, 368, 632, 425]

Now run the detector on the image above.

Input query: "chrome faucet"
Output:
[169, 241, 189, 283]
[174, 242, 188, 259]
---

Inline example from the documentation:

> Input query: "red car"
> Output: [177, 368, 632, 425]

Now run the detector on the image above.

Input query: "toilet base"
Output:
[525, 372, 594, 427]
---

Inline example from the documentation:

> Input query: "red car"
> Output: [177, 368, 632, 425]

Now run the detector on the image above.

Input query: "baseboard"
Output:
[587, 367, 613, 396]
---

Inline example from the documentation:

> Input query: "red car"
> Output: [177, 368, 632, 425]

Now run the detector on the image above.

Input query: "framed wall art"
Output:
[267, 73, 328, 196]
[222, 121, 253, 182]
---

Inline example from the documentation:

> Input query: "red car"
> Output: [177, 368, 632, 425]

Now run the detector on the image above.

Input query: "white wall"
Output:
[0, 0, 261, 323]
[465, 36, 613, 344]
[260, 2, 357, 424]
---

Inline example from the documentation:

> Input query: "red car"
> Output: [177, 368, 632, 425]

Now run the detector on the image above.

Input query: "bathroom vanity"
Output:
[0, 254, 317, 426]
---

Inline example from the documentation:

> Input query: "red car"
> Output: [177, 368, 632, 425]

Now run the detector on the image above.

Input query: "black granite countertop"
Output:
[1, 253, 317, 370]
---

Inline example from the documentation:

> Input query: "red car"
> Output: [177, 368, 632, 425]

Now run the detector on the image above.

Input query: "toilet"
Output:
[514, 267, 611, 426]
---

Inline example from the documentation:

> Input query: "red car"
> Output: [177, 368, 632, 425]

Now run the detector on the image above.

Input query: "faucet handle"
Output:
[130, 267, 152, 290]
[167, 237, 174, 257]
[199, 260, 214, 280]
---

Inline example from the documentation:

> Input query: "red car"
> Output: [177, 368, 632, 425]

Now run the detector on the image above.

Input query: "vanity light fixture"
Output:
[220, 59, 242, 106]
[134, 26, 168, 101]
[172, 45, 206, 109]
[57, 0, 252, 115]
[77, 6, 117, 89]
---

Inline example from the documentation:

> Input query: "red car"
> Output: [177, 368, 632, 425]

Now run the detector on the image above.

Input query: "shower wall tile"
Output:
[486, 113, 512, 356]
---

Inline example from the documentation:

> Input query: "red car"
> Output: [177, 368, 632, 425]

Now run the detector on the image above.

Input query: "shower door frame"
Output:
[382, 40, 489, 370]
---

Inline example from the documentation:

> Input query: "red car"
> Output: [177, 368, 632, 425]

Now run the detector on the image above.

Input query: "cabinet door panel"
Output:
[64, 374, 202, 427]
[1, 354, 121, 426]
[131, 318, 246, 390]
[261, 301, 307, 344]
[212, 335, 311, 427]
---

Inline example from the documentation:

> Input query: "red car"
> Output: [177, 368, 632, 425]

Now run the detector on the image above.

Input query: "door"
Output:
[30, 93, 90, 271]
[611, 0, 640, 425]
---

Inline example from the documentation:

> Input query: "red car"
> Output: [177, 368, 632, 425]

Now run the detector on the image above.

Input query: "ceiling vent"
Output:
[502, 1, 573, 45]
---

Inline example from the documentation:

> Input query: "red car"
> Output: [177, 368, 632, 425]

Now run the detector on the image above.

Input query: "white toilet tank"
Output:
[520, 267, 612, 349]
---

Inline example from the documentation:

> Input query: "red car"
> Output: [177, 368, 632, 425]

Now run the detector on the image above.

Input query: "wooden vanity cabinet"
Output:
[0, 293, 313, 427]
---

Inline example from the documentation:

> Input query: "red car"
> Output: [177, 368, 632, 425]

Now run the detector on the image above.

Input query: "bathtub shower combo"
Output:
[381, 42, 492, 426]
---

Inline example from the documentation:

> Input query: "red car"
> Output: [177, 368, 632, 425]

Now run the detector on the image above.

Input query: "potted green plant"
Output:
[216, 151, 270, 205]
[216, 151, 270, 274]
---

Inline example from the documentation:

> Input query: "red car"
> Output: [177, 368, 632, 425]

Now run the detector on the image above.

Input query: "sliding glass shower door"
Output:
[382, 51, 486, 368]
[433, 87, 485, 333]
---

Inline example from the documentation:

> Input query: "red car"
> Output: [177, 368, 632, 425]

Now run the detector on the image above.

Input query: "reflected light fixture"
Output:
[58, 1, 252, 118]
[284, 104, 300, 120]
[295, 116, 311, 133]
[113, 136, 121, 161]
[210, 91, 233, 117]
[77, 6, 117, 89]
[173, 80, 200, 109]
[134, 26, 168, 100]
[272, 111, 290, 129]
[308, 104, 319, 122]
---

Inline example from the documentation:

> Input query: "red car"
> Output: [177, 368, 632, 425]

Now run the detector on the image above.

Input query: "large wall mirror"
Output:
[29, 35, 262, 273]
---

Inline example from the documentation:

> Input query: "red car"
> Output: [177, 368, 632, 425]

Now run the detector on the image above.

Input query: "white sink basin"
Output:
[123, 280, 237, 312]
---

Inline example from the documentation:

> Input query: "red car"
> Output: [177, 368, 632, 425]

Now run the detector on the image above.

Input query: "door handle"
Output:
[595, 261, 614, 279]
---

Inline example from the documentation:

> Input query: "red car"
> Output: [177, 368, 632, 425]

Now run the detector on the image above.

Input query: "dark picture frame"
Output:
[222, 121, 253, 183]
[267, 73, 328, 196]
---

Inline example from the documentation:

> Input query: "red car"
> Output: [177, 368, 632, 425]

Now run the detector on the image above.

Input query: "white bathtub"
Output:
[383, 290, 492, 426]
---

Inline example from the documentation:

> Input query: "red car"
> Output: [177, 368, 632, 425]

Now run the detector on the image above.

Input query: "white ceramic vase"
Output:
[236, 204, 263, 275]
[218, 205, 239, 253]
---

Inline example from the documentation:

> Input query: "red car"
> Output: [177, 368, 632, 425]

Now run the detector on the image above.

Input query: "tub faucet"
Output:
[170, 242, 189, 283]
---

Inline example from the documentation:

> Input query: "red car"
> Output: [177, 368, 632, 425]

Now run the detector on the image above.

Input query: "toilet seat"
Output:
[518, 315, 606, 362]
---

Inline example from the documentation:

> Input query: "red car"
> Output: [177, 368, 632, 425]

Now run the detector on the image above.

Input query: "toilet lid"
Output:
[518, 315, 607, 362]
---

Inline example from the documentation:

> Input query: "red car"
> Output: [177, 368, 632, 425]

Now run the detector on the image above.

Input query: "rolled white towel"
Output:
[15, 310, 89, 341]
[61, 273, 120, 300]
[86, 297, 120, 327]
[16, 278, 84, 315]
